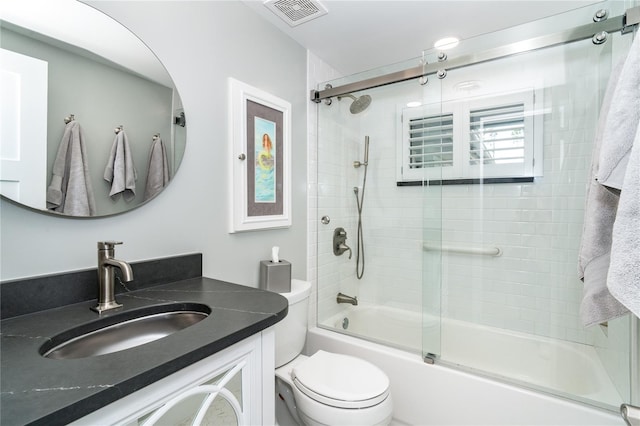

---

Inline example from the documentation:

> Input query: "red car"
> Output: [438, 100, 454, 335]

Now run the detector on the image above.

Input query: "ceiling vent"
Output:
[264, 0, 328, 27]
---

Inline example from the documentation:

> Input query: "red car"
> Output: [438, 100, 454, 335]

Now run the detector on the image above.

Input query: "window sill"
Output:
[396, 176, 535, 186]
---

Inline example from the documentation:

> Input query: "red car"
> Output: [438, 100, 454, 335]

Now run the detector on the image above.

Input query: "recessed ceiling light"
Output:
[454, 80, 482, 92]
[434, 37, 459, 50]
[406, 101, 422, 108]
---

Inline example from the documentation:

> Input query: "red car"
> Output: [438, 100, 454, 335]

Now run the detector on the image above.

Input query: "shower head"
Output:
[350, 94, 372, 114]
[338, 93, 372, 114]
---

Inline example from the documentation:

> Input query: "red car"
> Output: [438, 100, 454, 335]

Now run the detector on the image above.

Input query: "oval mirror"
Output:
[0, 0, 186, 217]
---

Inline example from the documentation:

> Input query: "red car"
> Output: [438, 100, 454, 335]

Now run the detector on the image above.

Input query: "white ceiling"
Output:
[242, 0, 604, 76]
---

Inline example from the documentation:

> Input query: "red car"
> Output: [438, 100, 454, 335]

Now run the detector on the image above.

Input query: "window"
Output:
[469, 104, 525, 166]
[398, 90, 542, 184]
[408, 113, 454, 169]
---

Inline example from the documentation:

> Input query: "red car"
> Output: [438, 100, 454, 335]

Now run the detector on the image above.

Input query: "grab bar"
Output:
[422, 243, 502, 257]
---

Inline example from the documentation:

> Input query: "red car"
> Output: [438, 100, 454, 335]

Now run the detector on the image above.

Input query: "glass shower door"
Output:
[423, 2, 634, 410]
[422, 182, 442, 361]
[315, 65, 443, 355]
[411, 70, 445, 361]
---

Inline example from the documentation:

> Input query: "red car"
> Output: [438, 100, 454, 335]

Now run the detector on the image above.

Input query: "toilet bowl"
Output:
[274, 280, 393, 426]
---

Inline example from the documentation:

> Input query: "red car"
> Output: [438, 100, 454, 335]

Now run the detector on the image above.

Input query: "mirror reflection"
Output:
[0, 0, 186, 217]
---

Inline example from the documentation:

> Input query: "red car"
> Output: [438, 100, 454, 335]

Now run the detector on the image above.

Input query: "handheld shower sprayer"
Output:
[353, 136, 369, 279]
[354, 136, 370, 168]
[364, 135, 369, 164]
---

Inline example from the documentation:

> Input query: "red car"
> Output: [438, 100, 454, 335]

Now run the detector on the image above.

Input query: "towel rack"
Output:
[64, 114, 75, 124]
[422, 243, 502, 257]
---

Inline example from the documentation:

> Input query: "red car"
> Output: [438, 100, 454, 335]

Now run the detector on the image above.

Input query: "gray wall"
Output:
[0, 1, 308, 287]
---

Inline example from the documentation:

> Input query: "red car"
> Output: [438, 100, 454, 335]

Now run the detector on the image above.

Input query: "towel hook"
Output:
[174, 111, 186, 127]
[64, 114, 75, 124]
[114, 125, 124, 134]
[153, 133, 160, 141]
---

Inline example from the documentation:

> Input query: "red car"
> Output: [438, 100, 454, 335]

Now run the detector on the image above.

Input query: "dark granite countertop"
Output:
[0, 277, 288, 426]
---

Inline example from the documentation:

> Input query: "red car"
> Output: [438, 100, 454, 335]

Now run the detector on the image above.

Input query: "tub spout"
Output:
[337, 292, 358, 306]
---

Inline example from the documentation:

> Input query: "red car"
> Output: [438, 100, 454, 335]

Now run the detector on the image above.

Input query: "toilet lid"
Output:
[292, 350, 390, 409]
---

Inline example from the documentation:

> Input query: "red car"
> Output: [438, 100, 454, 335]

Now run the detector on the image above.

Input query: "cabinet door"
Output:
[133, 355, 248, 425]
[71, 331, 272, 426]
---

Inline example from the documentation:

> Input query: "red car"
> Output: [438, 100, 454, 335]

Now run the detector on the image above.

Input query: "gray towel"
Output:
[143, 137, 170, 201]
[104, 130, 137, 202]
[597, 35, 640, 191]
[46, 121, 96, 216]
[607, 123, 640, 318]
[577, 62, 627, 327]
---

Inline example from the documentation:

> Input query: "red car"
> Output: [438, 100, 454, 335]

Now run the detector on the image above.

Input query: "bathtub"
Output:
[311, 305, 621, 425]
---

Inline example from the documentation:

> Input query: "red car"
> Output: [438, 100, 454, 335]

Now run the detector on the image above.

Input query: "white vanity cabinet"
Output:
[71, 329, 275, 426]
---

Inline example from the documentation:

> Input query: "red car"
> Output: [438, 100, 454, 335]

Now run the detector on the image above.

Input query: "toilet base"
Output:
[276, 376, 303, 426]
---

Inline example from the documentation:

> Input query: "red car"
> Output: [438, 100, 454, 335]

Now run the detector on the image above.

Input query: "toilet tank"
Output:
[274, 279, 311, 368]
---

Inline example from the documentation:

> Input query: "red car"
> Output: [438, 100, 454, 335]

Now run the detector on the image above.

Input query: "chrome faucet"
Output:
[92, 241, 133, 313]
[337, 292, 358, 306]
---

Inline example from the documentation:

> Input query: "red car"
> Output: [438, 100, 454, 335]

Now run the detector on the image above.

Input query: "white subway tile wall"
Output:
[313, 39, 609, 345]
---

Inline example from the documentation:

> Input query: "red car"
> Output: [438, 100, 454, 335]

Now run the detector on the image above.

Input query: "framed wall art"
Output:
[228, 78, 291, 232]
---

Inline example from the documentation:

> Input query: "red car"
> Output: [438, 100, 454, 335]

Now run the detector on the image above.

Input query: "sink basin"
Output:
[40, 303, 210, 359]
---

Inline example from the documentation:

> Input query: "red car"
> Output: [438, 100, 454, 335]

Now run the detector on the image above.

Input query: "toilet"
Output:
[274, 280, 393, 426]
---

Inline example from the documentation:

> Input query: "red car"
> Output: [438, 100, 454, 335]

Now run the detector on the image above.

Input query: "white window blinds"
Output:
[408, 114, 454, 169]
[469, 104, 525, 166]
[398, 90, 541, 183]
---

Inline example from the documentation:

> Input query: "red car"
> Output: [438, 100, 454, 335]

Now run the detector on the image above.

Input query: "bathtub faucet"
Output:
[337, 292, 358, 306]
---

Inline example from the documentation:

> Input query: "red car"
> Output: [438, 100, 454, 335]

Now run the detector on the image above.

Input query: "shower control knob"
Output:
[321, 215, 330, 225]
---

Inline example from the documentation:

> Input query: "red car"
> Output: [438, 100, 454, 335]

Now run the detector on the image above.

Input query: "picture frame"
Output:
[228, 78, 291, 233]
